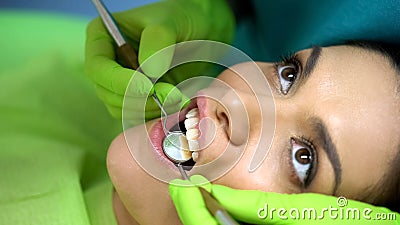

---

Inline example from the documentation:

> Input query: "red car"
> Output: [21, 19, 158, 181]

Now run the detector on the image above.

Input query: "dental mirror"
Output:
[158, 100, 196, 166]
[163, 133, 191, 163]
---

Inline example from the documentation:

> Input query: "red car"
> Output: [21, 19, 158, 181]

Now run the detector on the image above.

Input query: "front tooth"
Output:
[188, 140, 199, 151]
[186, 108, 199, 118]
[184, 117, 199, 130]
[192, 152, 199, 162]
[186, 129, 199, 140]
[179, 135, 189, 151]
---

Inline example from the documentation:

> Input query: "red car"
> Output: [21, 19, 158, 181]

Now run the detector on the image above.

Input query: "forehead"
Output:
[296, 45, 400, 194]
[298, 45, 399, 115]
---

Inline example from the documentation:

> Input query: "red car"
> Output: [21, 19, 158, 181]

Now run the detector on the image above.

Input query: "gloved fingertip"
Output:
[210, 184, 236, 199]
[149, 86, 155, 95]
[127, 70, 154, 96]
[169, 179, 193, 199]
[154, 82, 183, 105]
[190, 174, 208, 182]
[169, 179, 192, 187]
[180, 97, 191, 108]
[189, 175, 211, 191]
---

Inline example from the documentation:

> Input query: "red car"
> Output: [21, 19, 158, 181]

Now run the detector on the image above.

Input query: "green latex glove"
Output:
[85, 0, 235, 123]
[169, 175, 400, 225]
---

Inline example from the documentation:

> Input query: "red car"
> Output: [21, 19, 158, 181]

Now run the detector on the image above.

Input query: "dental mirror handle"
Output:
[92, 0, 170, 118]
[177, 164, 190, 180]
[91, 0, 139, 69]
[177, 165, 239, 225]
[117, 43, 139, 70]
[199, 188, 240, 225]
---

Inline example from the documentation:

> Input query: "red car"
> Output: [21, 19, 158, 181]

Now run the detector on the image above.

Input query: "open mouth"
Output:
[164, 100, 202, 169]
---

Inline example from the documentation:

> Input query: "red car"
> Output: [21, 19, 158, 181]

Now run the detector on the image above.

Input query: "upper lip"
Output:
[195, 95, 208, 124]
[167, 96, 207, 131]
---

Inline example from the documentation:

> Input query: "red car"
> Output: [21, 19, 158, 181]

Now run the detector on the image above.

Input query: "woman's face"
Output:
[107, 45, 400, 225]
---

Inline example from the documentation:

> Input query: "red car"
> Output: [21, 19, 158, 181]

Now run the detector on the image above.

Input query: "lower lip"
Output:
[148, 120, 173, 166]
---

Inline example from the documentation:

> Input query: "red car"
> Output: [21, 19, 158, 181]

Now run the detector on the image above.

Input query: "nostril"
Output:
[220, 90, 249, 146]
[216, 107, 230, 129]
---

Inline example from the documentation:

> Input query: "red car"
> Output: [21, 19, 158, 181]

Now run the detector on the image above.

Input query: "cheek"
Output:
[107, 134, 142, 201]
[214, 166, 282, 192]
[213, 144, 295, 193]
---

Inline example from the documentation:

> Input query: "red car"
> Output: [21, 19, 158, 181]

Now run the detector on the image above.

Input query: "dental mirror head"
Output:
[162, 132, 191, 163]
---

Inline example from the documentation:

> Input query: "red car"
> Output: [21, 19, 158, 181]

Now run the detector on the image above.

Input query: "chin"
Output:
[106, 122, 183, 225]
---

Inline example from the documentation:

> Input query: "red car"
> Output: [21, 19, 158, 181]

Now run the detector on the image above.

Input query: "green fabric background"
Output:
[0, 11, 121, 225]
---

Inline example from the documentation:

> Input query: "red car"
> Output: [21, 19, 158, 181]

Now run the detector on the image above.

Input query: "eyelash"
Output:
[273, 54, 317, 188]
[289, 136, 318, 189]
[273, 54, 302, 95]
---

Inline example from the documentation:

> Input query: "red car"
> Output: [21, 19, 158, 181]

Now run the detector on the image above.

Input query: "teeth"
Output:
[186, 108, 198, 118]
[184, 117, 199, 130]
[184, 107, 201, 161]
[188, 140, 199, 151]
[192, 152, 199, 162]
[186, 129, 199, 140]
[179, 134, 190, 151]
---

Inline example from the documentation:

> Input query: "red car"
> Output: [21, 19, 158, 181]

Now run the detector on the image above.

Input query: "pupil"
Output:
[295, 148, 311, 164]
[283, 67, 296, 81]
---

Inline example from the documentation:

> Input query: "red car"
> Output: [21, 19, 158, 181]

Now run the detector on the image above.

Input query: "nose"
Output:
[212, 62, 276, 171]
[218, 89, 255, 145]
[214, 63, 275, 143]
[216, 85, 275, 146]
[192, 61, 276, 174]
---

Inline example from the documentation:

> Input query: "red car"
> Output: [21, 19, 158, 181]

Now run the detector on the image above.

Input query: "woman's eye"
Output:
[290, 138, 315, 186]
[277, 64, 298, 94]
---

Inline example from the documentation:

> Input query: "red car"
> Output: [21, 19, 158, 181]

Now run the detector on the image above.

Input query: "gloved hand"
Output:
[85, 0, 235, 123]
[169, 175, 400, 225]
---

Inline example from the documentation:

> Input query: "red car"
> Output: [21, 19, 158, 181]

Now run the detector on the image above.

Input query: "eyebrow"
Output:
[302, 45, 322, 80]
[301, 47, 342, 192]
[311, 117, 342, 194]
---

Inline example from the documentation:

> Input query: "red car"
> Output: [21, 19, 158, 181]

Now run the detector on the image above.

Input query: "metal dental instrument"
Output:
[91, 0, 139, 69]
[91, 0, 191, 164]
[199, 188, 240, 225]
[177, 164, 239, 225]
[177, 164, 190, 180]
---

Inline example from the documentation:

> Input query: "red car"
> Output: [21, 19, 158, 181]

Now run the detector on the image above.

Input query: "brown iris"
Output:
[295, 148, 312, 165]
[281, 66, 296, 82]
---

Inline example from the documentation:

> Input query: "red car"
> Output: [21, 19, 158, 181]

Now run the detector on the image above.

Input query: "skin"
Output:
[107, 45, 400, 225]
